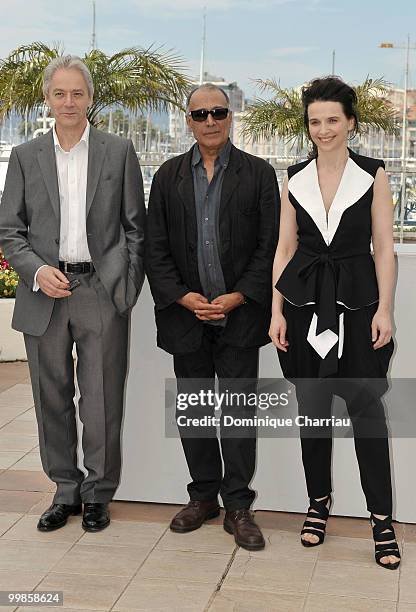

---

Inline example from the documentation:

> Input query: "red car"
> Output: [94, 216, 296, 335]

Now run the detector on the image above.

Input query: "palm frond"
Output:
[241, 76, 399, 145]
[83, 45, 191, 123]
[0, 42, 62, 118]
[0, 42, 191, 124]
[355, 76, 399, 134]
[241, 79, 306, 146]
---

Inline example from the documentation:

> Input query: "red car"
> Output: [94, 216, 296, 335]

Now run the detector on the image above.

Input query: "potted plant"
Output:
[0, 250, 26, 361]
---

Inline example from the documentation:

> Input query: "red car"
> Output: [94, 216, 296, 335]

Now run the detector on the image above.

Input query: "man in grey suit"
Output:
[0, 55, 145, 532]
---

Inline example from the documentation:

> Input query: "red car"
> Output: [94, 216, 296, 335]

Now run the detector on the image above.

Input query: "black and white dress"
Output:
[277, 149, 394, 383]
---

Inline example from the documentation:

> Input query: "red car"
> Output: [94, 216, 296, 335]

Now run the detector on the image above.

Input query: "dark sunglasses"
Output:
[188, 107, 229, 122]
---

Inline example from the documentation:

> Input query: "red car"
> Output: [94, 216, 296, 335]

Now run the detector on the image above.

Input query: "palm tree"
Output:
[0, 42, 191, 126]
[241, 76, 398, 151]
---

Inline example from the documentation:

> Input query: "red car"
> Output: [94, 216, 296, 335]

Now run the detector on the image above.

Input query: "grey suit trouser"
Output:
[24, 271, 128, 505]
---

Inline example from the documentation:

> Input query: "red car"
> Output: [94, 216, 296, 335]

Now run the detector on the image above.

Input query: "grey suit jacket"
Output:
[0, 125, 146, 336]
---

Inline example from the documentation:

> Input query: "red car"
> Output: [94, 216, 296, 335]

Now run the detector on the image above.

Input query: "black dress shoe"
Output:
[37, 503, 82, 532]
[170, 500, 220, 533]
[82, 503, 110, 532]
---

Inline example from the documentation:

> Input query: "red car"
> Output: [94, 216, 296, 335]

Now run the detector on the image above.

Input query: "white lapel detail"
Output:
[288, 157, 374, 246]
[326, 157, 374, 245]
[288, 160, 328, 244]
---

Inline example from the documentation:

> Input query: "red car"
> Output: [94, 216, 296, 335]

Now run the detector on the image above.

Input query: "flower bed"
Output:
[0, 252, 18, 298]
[0, 251, 26, 361]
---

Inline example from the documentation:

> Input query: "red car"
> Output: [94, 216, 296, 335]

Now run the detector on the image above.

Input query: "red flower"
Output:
[0, 253, 11, 270]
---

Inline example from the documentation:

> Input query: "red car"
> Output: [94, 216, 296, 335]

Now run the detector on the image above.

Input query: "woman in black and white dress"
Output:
[270, 76, 401, 569]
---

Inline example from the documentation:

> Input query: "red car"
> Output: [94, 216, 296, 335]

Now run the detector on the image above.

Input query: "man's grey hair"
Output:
[43, 55, 94, 97]
[186, 83, 230, 109]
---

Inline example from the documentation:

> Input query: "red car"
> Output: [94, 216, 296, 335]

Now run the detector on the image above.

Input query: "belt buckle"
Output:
[63, 261, 69, 273]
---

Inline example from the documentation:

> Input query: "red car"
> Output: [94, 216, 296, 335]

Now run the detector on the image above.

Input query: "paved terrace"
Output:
[0, 362, 415, 611]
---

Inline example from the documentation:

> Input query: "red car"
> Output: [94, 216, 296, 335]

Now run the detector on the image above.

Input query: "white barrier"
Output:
[116, 250, 416, 523]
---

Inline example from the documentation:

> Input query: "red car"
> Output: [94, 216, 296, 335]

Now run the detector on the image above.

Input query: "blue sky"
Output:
[2, 0, 416, 99]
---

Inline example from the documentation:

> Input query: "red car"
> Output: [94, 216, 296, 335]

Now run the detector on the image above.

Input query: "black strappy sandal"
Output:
[301, 495, 331, 548]
[370, 514, 401, 570]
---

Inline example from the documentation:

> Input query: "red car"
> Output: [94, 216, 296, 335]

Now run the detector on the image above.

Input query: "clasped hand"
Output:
[177, 292, 244, 320]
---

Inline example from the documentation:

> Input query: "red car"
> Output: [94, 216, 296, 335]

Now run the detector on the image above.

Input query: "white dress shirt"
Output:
[34, 122, 91, 291]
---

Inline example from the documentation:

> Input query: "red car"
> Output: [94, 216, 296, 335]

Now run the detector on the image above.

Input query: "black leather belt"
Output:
[59, 261, 94, 274]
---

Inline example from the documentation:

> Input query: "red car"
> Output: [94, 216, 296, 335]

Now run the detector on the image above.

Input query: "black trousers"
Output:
[173, 325, 259, 510]
[296, 379, 393, 515]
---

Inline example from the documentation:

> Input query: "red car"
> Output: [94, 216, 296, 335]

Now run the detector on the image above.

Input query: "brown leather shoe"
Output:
[170, 500, 220, 533]
[224, 509, 265, 551]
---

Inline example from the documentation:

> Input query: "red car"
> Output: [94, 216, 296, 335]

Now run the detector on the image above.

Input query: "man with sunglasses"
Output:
[146, 84, 280, 551]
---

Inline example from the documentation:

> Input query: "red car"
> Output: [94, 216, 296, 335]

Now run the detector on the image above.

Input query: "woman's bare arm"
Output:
[371, 166, 395, 349]
[269, 177, 298, 350]
[272, 177, 298, 316]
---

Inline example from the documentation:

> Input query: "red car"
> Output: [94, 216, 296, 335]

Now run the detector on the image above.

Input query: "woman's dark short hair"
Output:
[301, 76, 359, 152]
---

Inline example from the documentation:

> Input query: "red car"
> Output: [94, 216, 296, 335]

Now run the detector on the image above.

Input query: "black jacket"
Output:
[145, 144, 280, 354]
